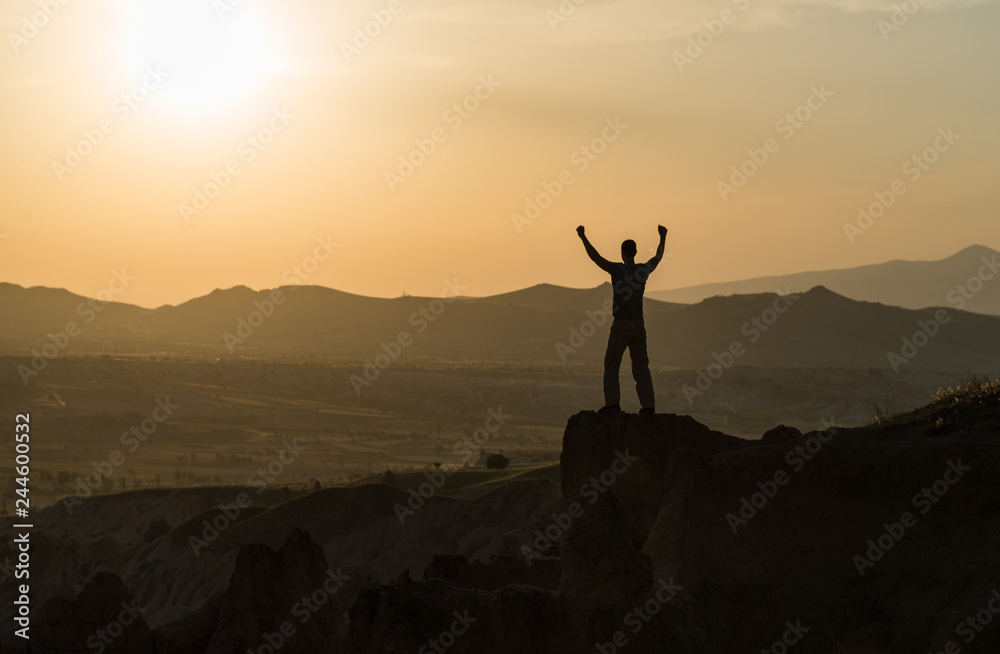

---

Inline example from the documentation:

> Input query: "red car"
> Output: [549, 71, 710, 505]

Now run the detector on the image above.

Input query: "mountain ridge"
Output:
[649, 244, 1000, 314]
[3, 246, 1000, 372]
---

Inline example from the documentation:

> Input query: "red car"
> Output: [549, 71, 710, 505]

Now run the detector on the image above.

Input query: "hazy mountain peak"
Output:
[949, 243, 998, 259]
[209, 285, 256, 295]
[802, 285, 836, 296]
[648, 245, 1000, 314]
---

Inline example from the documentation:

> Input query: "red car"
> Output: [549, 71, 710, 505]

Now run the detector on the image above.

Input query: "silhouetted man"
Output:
[577, 224, 667, 414]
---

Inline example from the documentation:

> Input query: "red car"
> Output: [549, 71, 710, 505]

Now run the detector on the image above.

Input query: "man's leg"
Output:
[628, 322, 655, 412]
[603, 319, 631, 408]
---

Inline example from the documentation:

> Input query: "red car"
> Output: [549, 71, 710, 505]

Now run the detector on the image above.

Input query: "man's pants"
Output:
[603, 318, 655, 410]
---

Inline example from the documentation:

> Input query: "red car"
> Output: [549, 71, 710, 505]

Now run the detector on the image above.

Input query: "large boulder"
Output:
[559, 412, 741, 550]
[562, 402, 1000, 653]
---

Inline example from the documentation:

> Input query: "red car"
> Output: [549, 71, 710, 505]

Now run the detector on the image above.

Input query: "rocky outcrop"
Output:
[559, 412, 741, 550]
[13, 473, 562, 636]
[350, 395, 1000, 653]
[154, 528, 348, 654]
[205, 528, 347, 653]
[346, 413, 742, 653]
[566, 403, 1000, 653]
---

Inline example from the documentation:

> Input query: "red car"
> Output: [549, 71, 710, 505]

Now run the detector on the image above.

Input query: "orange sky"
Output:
[1, 0, 998, 308]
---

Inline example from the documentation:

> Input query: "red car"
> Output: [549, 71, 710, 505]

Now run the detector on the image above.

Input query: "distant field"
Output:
[0, 355, 969, 509]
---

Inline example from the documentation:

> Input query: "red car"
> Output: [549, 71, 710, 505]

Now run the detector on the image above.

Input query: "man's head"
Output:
[621, 239, 637, 260]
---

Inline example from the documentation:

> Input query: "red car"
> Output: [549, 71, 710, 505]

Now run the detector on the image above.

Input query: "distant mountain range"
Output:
[648, 245, 1000, 315]
[3, 268, 1000, 372]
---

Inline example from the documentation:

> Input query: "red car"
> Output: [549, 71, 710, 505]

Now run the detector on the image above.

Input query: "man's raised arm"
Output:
[577, 226, 613, 272]
[647, 225, 668, 270]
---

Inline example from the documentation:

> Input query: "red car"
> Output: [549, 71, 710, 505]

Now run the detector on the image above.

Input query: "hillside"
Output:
[649, 244, 1000, 315]
[3, 280, 1000, 371]
[346, 382, 1000, 652]
[8, 382, 1000, 652]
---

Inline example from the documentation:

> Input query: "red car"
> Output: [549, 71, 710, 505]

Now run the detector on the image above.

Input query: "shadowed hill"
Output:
[0, 281, 680, 360]
[478, 282, 682, 311]
[0, 473, 563, 630]
[4, 281, 1000, 371]
[7, 384, 1000, 652]
[646, 285, 1000, 371]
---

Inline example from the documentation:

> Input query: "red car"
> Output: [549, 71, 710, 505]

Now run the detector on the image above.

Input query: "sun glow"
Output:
[121, 0, 278, 116]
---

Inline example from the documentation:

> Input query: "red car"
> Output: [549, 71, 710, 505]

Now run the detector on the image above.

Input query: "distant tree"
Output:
[486, 454, 509, 470]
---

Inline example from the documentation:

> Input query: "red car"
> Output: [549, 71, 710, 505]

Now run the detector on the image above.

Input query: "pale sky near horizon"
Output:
[0, 0, 998, 309]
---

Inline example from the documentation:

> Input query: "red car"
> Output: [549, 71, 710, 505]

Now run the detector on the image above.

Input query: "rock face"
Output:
[555, 413, 743, 652]
[557, 413, 740, 610]
[204, 528, 347, 653]
[559, 412, 741, 550]
[656, 424, 1000, 651]
[567, 405, 1000, 653]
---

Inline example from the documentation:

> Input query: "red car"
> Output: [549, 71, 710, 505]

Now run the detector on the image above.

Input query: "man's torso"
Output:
[609, 262, 651, 321]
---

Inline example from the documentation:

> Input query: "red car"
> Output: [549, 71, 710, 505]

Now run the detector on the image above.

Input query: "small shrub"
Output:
[486, 453, 509, 470]
[932, 374, 1000, 406]
[872, 399, 905, 428]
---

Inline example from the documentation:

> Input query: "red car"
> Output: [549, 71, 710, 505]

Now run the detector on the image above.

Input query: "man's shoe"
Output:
[639, 407, 655, 415]
[598, 403, 622, 414]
